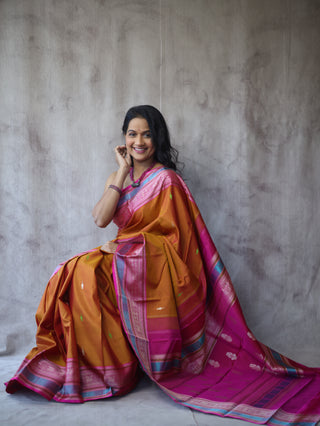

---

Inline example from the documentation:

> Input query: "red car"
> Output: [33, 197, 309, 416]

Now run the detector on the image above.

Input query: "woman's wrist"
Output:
[118, 163, 131, 174]
[108, 184, 121, 194]
[114, 166, 130, 185]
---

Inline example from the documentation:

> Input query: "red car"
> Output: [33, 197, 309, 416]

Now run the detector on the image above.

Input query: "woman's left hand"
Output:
[100, 241, 119, 253]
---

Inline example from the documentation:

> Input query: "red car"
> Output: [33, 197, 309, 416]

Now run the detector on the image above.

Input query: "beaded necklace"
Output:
[130, 162, 156, 187]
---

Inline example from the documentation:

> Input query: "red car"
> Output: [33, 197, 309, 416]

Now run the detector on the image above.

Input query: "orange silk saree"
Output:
[6, 167, 320, 425]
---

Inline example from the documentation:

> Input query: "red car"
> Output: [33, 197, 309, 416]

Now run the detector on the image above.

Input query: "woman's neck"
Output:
[132, 160, 156, 179]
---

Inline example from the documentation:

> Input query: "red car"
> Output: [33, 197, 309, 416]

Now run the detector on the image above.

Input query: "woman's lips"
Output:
[133, 147, 147, 153]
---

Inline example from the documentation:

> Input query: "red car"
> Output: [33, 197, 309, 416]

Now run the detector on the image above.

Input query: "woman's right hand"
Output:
[115, 145, 131, 172]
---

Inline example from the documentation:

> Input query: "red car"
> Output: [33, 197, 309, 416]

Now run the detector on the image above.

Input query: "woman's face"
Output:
[125, 117, 155, 164]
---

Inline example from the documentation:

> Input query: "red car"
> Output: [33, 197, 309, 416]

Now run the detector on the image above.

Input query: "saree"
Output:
[6, 166, 320, 425]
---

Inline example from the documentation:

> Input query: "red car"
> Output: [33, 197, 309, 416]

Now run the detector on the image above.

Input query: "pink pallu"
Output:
[6, 167, 320, 424]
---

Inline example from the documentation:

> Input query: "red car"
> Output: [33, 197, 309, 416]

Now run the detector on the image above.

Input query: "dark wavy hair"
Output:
[122, 105, 180, 171]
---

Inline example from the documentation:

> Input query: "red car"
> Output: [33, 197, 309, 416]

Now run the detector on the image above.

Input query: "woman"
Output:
[6, 106, 320, 425]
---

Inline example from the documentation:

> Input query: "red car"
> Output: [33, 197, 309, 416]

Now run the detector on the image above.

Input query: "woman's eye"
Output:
[128, 132, 136, 137]
[144, 133, 151, 138]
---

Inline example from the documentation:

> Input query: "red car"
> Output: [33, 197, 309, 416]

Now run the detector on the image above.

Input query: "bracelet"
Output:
[108, 184, 122, 194]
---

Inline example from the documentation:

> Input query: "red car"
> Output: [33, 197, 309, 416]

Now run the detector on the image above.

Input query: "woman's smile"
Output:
[133, 146, 147, 153]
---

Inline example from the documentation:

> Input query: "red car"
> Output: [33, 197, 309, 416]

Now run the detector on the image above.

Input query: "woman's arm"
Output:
[92, 145, 131, 228]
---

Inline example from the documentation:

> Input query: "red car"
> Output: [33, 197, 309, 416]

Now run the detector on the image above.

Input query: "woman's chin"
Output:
[132, 155, 155, 164]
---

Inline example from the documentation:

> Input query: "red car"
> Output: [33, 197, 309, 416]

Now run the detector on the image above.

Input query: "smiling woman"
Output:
[5, 106, 320, 426]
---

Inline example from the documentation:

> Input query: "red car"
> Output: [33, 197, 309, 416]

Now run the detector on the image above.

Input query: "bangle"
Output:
[109, 184, 122, 194]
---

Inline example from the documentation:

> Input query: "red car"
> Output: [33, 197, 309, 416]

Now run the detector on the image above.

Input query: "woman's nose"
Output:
[135, 135, 144, 145]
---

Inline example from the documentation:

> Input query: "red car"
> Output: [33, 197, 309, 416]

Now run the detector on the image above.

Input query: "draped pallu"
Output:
[6, 167, 320, 425]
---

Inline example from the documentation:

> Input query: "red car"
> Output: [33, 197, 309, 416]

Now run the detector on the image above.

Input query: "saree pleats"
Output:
[6, 249, 139, 402]
[6, 167, 320, 424]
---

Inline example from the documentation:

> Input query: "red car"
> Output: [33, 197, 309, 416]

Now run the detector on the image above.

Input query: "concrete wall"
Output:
[1, 0, 319, 360]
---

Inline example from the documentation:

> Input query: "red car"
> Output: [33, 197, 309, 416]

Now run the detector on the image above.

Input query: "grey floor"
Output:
[1, 350, 319, 426]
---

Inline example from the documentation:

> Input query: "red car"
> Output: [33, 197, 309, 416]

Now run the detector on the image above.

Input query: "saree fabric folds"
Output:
[5, 167, 320, 425]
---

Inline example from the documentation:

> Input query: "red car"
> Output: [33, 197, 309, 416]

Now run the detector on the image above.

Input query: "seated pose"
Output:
[6, 105, 320, 425]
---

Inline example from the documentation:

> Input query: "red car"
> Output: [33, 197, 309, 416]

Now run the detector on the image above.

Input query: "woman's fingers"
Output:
[115, 145, 131, 169]
[115, 145, 127, 157]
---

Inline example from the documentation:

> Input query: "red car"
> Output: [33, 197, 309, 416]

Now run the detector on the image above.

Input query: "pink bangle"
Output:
[108, 184, 122, 194]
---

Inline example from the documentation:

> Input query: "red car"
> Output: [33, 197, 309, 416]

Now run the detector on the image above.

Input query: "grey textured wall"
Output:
[1, 0, 319, 360]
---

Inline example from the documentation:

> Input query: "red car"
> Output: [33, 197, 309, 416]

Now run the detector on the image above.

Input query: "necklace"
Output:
[130, 162, 156, 187]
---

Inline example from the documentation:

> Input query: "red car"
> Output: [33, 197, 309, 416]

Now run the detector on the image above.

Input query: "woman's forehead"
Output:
[128, 117, 150, 131]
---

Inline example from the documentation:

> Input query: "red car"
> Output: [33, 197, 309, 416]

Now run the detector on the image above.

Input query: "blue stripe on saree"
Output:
[118, 167, 167, 207]
[21, 369, 61, 394]
[270, 349, 300, 377]
[151, 358, 181, 373]
[181, 332, 205, 358]
[114, 255, 138, 353]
